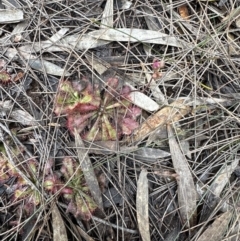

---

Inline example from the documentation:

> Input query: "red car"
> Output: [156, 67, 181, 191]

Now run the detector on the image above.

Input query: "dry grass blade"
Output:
[136, 169, 150, 241]
[52, 203, 68, 241]
[88, 28, 187, 48]
[130, 99, 191, 143]
[74, 129, 103, 209]
[196, 211, 233, 241]
[167, 124, 197, 227]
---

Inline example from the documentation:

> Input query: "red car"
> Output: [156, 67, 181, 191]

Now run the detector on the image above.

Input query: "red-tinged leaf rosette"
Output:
[59, 157, 98, 220]
[54, 77, 142, 141]
[0, 70, 11, 84]
[54, 80, 101, 116]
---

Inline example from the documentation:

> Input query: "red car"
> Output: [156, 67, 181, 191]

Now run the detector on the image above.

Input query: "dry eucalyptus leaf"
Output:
[130, 99, 191, 143]
[167, 124, 197, 227]
[180, 139, 191, 159]
[101, 0, 113, 29]
[85, 55, 108, 75]
[74, 130, 103, 209]
[0, 9, 24, 23]
[210, 159, 239, 197]
[180, 96, 235, 107]
[17, 34, 110, 53]
[200, 159, 239, 221]
[12, 20, 29, 42]
[222, 7, 240, 23]
[196, 211, 233, 241]
[28, 59, 71, 76]
[43, 34, 110, 51]
[132, 147, 171, 162]
[126, 83, 160, 112]
[10, 110, 37, 126]
[4, 48, 71, 76]
[136, 169, 151, 241]
[83, 140, 138, 154]
[19, 28, 69, 53]
[52, 203, 68, 241]
[3, 0, 22, 8]
[75, 225, 95, 241]
[50, 28, 69, 42]
[88, 28, 187, 48]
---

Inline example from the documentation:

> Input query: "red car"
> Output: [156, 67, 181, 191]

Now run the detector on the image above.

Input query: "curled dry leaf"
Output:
[128, 99, 191, 143]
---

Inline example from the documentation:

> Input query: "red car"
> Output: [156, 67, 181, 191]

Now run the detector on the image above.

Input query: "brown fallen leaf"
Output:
[128, 99, 191, 143]
[178, 4, 189, 20]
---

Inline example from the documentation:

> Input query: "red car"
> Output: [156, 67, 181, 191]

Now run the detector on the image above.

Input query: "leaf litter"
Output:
[0, 0, 240, 240]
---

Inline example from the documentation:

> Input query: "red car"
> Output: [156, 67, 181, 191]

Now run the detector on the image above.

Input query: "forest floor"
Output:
[0, 0, 240, 241]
